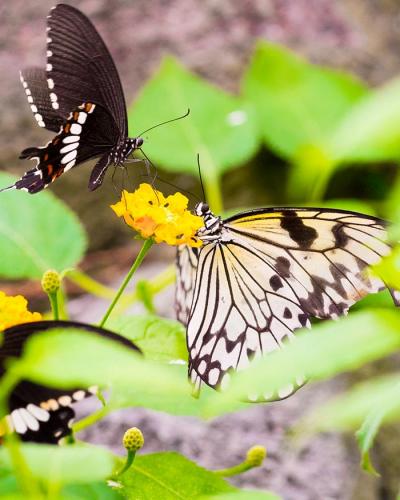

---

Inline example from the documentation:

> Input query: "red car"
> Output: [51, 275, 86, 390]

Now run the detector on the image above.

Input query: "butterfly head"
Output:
[195, 202, 223, 240]
[127, 137, 144, 153]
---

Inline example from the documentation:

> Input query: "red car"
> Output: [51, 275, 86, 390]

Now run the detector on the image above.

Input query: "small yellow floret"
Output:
[245, 445, 267, 467]
[0, 291, 42, 331]
[123, 427, 144, 452]
[111, 184, 203, 247]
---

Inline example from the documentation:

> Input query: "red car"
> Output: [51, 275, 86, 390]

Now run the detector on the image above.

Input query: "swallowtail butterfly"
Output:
[2, 4, 142, 194]
[0, 320, 140, 443]
[176, 204, 400, 401]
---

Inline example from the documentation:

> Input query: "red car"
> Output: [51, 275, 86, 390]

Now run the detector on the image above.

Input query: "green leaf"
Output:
[372, 246, 400, 290]
[355, 410, 383, 476]
[108, 314, 188, 362]
[128, 56, 259, 211]
[120, 452, 234, 499]
[206, 309, 400, 416]
[0, 444, 115, 483]
[62, 481, 122, 499]
[327, 77, 400, 164]
[299, 374, 400, 433]
[11, 328, 192, 412]
[0, 173, 87, 279]
[242, 41, 367, 160]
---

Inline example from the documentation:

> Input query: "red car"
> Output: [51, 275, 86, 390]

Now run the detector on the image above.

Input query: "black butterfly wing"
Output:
[0, 320, 140, 443]
[46, 4, 128, 136]
[184, 208, 400, 401]
[8, 102, 120, 193]
[20, 67, 64, 132]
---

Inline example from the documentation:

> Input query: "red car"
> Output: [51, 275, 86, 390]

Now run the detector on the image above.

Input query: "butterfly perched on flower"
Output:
[176, 203, 400, 401]
[0, 321, 140, 444]
[2, 4, 143, 194]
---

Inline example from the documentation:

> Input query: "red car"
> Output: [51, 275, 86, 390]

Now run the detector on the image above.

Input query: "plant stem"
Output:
[204, 169, 223, 214]
[114, 450, 136, 477]
[48, 292, 59, 320]
[66, 269, 116, 299]
[57, 286, 68, 320]
[99, 238, 154, 327]
[72, 405, 111, 434]
[214, 461, 253, 477]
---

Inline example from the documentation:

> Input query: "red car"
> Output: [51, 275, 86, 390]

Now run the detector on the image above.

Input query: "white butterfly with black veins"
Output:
[176, 203, 400, 401]
[2, 4, 143, 194]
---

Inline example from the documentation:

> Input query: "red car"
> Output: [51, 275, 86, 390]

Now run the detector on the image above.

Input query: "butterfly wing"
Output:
[175, 245, 200, 326]
[7, 102, 120, 193]
[20, 67, 64, 132]
[186, 208, 399, 401]
[46, 4, 128, 136]
[0, 320, 140, 443]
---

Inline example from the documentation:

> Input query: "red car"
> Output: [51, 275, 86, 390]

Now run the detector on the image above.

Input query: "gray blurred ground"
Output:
[2, 0, 400, 498]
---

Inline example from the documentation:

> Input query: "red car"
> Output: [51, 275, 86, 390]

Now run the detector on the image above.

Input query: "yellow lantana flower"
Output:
[111, 184, 203, 247]
[0, 291, 42, 331]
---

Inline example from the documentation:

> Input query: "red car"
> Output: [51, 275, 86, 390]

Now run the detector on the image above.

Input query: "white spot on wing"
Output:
[61, 150, 77, 164]
[70, 123, 82, 135]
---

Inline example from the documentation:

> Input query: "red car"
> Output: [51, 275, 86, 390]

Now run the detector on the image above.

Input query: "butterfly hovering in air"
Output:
[176, 203, 400, 401]
[0, 320, 140, 443]
[2, 3, 143, 194]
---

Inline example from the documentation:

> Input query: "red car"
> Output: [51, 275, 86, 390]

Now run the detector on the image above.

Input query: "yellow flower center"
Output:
[111, 184, 203, 247]
[0, 291, 42, 331]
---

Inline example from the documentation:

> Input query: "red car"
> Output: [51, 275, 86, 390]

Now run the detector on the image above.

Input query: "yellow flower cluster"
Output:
[111, 184, 203, 247]
[0, 291, 42, 331]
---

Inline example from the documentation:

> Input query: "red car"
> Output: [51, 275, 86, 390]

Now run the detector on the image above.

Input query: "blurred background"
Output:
[2, 1, 400, 498]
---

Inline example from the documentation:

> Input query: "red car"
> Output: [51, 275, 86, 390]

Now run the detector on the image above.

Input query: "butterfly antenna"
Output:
[138, 109, 190, 137]
[197, 154, 207, 203]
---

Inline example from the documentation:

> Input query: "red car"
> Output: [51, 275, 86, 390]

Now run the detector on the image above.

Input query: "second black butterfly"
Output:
[4, 3, 142, 194]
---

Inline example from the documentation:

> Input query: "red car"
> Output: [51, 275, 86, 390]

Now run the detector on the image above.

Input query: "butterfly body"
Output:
[3, 4, 142, 194]
[176, 205, 400, 401]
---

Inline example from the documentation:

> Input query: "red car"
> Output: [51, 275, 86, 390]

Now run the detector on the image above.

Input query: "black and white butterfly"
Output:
[0, 320, 140, 443]
[3, 4, 143, 194]
[176, 203, 400, 401]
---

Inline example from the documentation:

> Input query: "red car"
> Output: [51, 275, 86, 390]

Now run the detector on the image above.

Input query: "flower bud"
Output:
[123, 427, 144, 452]
[245, 445, 266, 467]
[41, 270, 61, 295]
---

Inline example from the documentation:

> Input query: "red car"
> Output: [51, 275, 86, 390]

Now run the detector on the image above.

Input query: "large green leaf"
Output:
[242, 41, 368, 160]
[0, 444, 115, 483]
[300, 374, 400, 433]
[0, 173, 87, 279]
[8, 326, 247, 419]
[327, 76, 400, 164]
[128, 57, 259, 184]
[108, 314, 188, 362]
[206, 309, 400, 416]
[120, 452, 234, 499]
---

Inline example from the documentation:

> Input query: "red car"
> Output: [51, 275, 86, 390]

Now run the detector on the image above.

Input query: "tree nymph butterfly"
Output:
[2, 4, 143, 194]
[176, 203, 400, 401]
[0, 321, 140, 444]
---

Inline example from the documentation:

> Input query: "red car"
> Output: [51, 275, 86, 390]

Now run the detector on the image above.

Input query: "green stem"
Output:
[114, 450, 136, 477]
[214, 462, 253, 477]
[72, 405, 111, 434]
[48, 292, 59, 320]
[99, 239, 154, 327]
[66, 269, 116, 299]
[57, 286, 68, 320]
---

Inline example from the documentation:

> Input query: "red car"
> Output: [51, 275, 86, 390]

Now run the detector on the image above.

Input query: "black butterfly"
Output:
[2, 4, 143, 194]
[0, 320, 140, 444]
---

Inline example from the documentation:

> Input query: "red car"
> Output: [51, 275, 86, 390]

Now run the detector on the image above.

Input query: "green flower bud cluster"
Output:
[123, 427, 144, 452]
[41, 270, 61, 294]
[245, 445, 266, 467]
